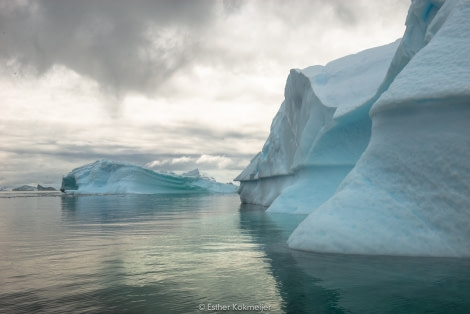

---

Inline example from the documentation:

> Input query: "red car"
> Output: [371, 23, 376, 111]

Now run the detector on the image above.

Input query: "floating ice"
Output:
[12, 185, 36, 191]
[238, 0, 470, 257]
[235, 40, 400, 211]
[288, 0, 470, 257]
[61, 159, 237, 194]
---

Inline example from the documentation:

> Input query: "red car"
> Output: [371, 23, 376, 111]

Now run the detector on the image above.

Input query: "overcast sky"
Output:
[0, 0, 410, 187]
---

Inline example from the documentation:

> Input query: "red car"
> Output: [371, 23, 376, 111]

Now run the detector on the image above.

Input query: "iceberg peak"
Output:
[182, 169, 201, 178]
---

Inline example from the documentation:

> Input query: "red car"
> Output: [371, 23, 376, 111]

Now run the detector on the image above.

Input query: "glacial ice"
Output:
[61, 159, 237, 194]
[236, 39, 400, 210]
[238, 0, 470, 257]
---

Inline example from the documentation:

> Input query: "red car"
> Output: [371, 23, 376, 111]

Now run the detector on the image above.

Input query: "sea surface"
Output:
[0, 192, 469, 314]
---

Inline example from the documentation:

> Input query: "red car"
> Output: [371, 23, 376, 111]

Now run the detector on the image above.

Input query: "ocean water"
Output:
[0, 192, 469, 314]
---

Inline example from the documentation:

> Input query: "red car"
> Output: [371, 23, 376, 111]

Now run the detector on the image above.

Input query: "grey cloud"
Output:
[0, 0, 215, 100]
[333, 4, 358, 26]
[188, 0, 409, 73]
[0, 0, 411, 186]
[0, 118, 261, 186]
[271, 0, 406, 26]
[0, 0, 409, 110]
[170, 122, 268, 141]
[1, 147, 252, 186]
[221, 0, 244, 14]
[0, 0, 409, 89]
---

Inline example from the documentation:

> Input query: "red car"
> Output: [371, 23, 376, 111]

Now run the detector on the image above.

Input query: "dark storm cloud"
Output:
[0, 0, 215, 99]
[0, 0, 408, 99]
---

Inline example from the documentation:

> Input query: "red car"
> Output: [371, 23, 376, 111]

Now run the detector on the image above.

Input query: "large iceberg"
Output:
[61, 159, 237, 194]
[238, 0, 470, 257]
[235, 39, 400, 212]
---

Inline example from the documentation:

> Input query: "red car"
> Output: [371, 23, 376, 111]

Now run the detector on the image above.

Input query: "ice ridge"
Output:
[61, 159, 237, 194]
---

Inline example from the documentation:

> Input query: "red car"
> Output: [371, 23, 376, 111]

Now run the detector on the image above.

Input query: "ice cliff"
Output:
[61, 160, 237, 194]
[236, 39, 400, 211]
[237, 0, 470, 257]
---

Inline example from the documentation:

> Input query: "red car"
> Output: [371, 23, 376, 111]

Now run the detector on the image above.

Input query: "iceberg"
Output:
[37, 184, 57, 191]
[238, 0, 470, 257]
[235, 39, 400, 212]
[13, 185, 36, 191]
[61, 159, 238, 194]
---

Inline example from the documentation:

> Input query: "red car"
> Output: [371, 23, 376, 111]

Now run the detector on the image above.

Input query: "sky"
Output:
[0, 0, 410, 187]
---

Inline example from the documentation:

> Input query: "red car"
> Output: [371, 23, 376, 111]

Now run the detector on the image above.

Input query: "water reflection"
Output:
[239, 205, 345, 313]
[61, 193, 209, 223]
[58, 194, 283, 312]
[3, 193, 469, 313]
[239, 204, 470, 313]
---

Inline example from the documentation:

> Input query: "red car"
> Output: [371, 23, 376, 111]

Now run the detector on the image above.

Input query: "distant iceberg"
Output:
[37, 184, 57, 191]
[13, 185, 36, 191]
[237, 0, 470, 257]
[61, 159, 237, 194]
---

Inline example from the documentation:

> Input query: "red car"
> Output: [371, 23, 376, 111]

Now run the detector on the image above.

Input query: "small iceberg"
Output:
[60, 159, 238, 194]
[37, 184, 57, 191]
[13, 185, 36, 191]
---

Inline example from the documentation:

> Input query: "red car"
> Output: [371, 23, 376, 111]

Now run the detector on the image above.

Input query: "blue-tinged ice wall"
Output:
[61, 159, 237, 194]
[288, 0, 470, 257]
[235, 40, 399, 212]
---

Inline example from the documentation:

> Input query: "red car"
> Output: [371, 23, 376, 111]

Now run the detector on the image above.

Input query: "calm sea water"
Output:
[0, 192, 469, 314]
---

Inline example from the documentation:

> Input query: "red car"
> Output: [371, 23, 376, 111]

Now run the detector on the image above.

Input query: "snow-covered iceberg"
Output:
[235, 38, 400, 212]
[238, 0, 470, 257]
[61, 159, 237, 194]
